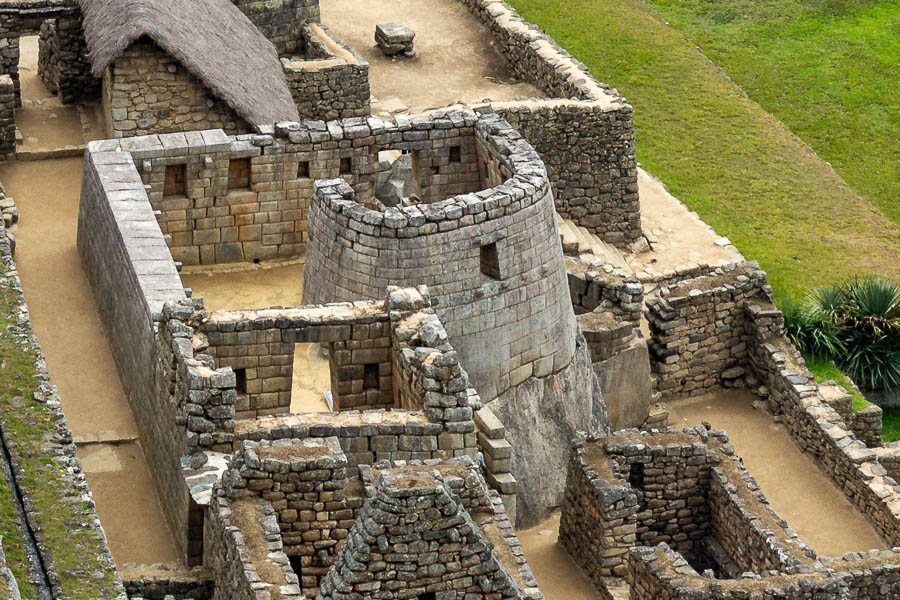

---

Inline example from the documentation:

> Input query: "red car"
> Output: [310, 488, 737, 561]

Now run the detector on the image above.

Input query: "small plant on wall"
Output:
[784, 275, 900, 392]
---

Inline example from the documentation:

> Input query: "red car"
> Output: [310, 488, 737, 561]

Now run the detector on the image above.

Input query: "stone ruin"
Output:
[0, 0, 897, 599]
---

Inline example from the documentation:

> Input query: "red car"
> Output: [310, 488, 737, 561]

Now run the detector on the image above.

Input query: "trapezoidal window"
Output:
[228, 158, 252, 190]
[339, 156, 352, 175]
[164, 164, 186, 196]
[297, 160, 311, 179]
[449, 145, 461, 163]
[363, 363, 380, 391]
[480, 242, 501, 280]
[418, 594, 436, 600]
[234, 368, 247, 394]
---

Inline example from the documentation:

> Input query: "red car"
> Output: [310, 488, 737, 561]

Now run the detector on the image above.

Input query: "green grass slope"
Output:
[508, 0, 900, 300]
[643, 0, 900, 223]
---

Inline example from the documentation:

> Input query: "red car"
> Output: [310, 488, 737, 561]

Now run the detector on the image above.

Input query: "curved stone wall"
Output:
[303, 112, 576, 402]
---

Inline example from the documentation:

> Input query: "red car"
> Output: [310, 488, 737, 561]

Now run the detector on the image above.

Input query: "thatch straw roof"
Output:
[79, 0, 300, 129]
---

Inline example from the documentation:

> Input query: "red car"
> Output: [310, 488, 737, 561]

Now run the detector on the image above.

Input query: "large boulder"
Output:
[487, 333, 608, 528]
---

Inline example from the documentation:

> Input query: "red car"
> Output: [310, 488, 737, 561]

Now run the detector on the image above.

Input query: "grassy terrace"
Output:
[0, 259, 120, 599]
[509, 0, 900, 301]
[0, 462, 33, 600]
[642, 0, 900, 224]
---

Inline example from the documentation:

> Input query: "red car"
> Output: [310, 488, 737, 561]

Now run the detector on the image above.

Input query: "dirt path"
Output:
[16, 36, 103, 150]
[321, 0, 543, 114]
[518, 512, 603, 600]
[668, 389, 884, 555]
[0, 49, 179, 565]
[0, 158, 181, 566]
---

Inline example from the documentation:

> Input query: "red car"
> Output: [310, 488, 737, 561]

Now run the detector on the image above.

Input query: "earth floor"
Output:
[321, 0, 543, 115]
[0, 49, 180, 566]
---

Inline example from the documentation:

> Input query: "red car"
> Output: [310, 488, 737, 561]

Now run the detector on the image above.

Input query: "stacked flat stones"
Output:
[375, 23, 415, 57]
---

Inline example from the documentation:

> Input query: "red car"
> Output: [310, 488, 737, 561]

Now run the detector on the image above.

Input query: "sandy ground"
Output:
[77, 442, 181, 565]
[0, 51, 180, 565]
[16, 36, 104, 150]
[518, 512, 603, 600]
[182, 262, 330, 413]
[630, 168, 743, 279]
[320, 0, 543, 114]
[668, 389, 884, 555]
[291, 343, 331, 413]
[180, 261, 304, 311]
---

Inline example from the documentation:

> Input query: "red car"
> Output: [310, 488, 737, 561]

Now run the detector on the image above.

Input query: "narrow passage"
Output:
[669, 389, 884, 555]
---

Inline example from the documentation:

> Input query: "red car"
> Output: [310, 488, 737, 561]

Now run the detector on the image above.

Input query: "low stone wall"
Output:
[852, 404, 883, 447]
[647, 263, 769, 397]
[102, 41, 250, 138]
[205, 494, 300, 600]
[122, 567, 214, 600]
[222, 437, 355, 596]
[565, 256, 642, 327]
[1, 203, 125, 600]
[560, 429, 813, 594]
[745, 302, 900, 546]
[0, 75, 14, 159]
[202, 302, 393, 417]
[629, 543, 900, 599]
[282, 24, 369, 121]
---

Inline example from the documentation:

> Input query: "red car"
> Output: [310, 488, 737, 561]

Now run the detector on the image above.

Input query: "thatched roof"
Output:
[79, 0, 300, 129]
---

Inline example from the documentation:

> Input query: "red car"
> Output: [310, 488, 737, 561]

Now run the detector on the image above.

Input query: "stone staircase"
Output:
[556, 215, 630, 271]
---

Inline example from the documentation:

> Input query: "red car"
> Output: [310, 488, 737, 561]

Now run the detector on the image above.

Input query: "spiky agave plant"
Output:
[782, 295, 844, 358]
[835, 276, 900, 391]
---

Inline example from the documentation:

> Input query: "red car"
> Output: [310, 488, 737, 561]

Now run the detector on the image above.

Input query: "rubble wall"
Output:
[646, 264, 768, 397]
[629, 544, 900, 600]
[232, 0, 319, 56]
[497, 103, 640, 245]
[102, 41, 250, 138]
[458, 0, 641, 244]
[0, 75, 14, 158]
[283, 24, 369, 121]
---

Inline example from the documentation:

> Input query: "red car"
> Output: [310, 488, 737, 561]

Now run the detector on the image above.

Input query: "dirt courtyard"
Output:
[321, 0, 543, 114]
[668, 389, 884, 555]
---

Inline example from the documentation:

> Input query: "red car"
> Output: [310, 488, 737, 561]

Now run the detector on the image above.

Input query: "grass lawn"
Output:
[508, 0, 900, 301]
[883, 408, 900, 444]
[805, 356, 872, 411]
[641, 0, 900, 224]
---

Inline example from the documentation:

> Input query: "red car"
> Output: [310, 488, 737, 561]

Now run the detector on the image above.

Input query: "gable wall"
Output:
[102, 40, 251, 138]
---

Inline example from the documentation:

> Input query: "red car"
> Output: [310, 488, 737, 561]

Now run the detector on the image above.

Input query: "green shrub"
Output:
[783, 276, 900, 391]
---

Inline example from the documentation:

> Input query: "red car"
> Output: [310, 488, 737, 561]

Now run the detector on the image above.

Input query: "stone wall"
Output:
[282, 24, 369, 122]
[222, 437, 355, 596]
[496, 102, 640, 245]
[205, 494, 301, 600]
[317, 468, 528, 600]
[456, 0, 641, 245]
[560, 429, 814, 595]
[303, 112, 577, 403]
[744, 307, 900, 547]
[231, 0, 319, 56]
[102, 41, 250, 138]
[122, 567, 214, 600]
[201, 302, 393, 418]
[0, 3, 96, 106]
[566, 256, 643, 328]
[0, 75, 14, 158]
[629, 543, 900, 600]
[647, 263, 769, 397]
